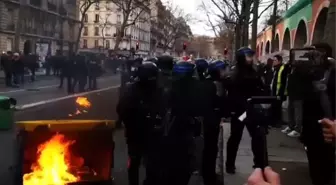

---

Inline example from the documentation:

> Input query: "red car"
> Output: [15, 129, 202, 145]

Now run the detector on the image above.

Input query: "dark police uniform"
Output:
[200, 60, 227, 185]
[117, 62, 166, 185]
[226, 48, 267, 173]
[72, 55, 88, 92]
[88, 58, 100, 90]
[155, 61, 202, 185]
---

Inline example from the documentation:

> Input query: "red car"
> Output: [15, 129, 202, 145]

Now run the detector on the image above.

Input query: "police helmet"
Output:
[136, 61, 159, 81]
[208, 60, 228, 80]
[195, 58, 209, 71]
[236, 47, 255, 65]
[156, 55, 174, 71]
[172, 61, 195, 77]
[237, 47, 255, 56]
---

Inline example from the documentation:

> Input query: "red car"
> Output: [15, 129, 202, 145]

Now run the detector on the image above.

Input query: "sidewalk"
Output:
[221, 122, 312, 185]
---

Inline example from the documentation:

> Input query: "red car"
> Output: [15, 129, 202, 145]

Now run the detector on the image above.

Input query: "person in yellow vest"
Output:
[271, 55, 289, 126]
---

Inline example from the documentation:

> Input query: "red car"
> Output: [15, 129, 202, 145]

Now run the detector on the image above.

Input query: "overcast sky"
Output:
[162, 0, 215, 36]
[162, 0, 296, 38]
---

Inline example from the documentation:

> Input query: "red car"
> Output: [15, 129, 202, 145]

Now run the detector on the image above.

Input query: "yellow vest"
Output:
[276, 65, 288, 96]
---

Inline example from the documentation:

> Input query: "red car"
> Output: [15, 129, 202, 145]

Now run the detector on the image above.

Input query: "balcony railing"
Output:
[30, 0, 42, 7]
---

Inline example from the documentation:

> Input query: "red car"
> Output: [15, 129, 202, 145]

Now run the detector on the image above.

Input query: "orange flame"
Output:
[76, 97, 91, 108]
[23, 134, 80, 185]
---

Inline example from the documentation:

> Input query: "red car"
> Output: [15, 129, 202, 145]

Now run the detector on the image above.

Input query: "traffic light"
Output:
[224, 48, 228, 55]
[136, 42, 139, 50]
[183, 42, 187, 50]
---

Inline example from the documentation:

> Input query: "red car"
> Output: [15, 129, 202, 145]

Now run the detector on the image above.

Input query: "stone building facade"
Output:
[80, 0, 151, 56]
[0, 0, 80, 58]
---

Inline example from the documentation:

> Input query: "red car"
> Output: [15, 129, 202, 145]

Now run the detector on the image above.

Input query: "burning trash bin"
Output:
[0, 96, 16, 130]
[15, 120, 115, 185]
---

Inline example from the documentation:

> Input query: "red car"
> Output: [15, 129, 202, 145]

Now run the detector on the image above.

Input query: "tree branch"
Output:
[249, 1, 274, 24]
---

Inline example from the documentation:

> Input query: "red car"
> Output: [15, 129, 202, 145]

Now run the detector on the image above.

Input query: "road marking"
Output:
[17, 85, 120, 110]
[0, 76, 117, 94]
[0, 84, 59, 94]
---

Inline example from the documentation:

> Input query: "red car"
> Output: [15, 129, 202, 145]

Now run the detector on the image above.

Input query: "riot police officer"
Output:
[225, 47, 266, 173]
[116, 61, 167, 185]
[88, 56, 100, 90]
[195, 58, 209, 80]
[201, 60, 228, 185]
[72, 54, 88, 92]
[155, 55, 174, 91]
[159, 61, 202, 185]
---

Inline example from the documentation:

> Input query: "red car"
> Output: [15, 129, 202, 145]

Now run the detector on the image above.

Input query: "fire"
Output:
[76, 97, 91, 108]
[23, 134, 80, 185]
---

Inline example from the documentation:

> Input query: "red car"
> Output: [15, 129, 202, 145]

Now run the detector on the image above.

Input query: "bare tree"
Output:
[155, 3, 193, 54]
[75, 0, 98, 53]
[200, 0, 273, 51]
[99, 13, 113, 51]
[109, 0, 152, 51]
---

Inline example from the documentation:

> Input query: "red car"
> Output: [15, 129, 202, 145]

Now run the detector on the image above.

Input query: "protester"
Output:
[271, 55, 289, 127]
[12, 52, 24, 86]
[1, 51, 13, 87]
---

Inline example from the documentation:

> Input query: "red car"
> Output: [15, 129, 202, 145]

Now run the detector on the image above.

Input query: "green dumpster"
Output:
[0, 96, 16, 130]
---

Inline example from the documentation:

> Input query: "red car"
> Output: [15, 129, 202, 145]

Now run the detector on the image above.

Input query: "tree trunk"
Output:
[323, 0, 335, 57]
[243, 0, 251, 47]
[271, 0, 278, 53]
[113, 24, 126, 51]
[235, 22, 241, 51]
[101, 26, 105, 51]
[251, 0, 259, 51]
[74, 22, 85, 53]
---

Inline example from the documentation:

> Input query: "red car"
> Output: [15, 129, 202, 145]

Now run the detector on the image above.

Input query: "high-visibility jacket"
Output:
[276, 64, 288, 96]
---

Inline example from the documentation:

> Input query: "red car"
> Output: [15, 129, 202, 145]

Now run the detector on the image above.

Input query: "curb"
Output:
[216, 123, 225, 181]
[15, 85, 120, 110]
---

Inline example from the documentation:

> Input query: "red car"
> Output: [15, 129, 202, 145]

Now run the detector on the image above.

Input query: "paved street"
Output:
[221, 123, 312, 185]
[0, 73, 313, 185]
[0, 75, 120, 107]
[0, 76, 204, 185]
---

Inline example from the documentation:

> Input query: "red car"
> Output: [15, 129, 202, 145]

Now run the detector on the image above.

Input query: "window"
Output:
[83, 39, 87, 48]
[95, 2, 99, 10]
[94, 40, 99, 48]
[117, 15, 121, 23]
[105, 27, 111, 36]
[106, 40, 110, 49]
[84, 14, 88, 22]
[95, 14, 99, 23]
[83, 27, 88, 36]
[94, 27, 99, 36]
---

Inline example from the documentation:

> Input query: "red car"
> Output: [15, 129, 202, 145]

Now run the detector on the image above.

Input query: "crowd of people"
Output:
[0, 50, 106, 93]
[116, 42, 335, 185]
[45, 51, 103, 93]
[0, 51, 39, 87]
